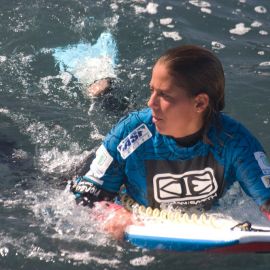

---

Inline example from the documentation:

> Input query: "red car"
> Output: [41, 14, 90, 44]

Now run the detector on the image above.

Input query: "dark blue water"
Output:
[1, 0, 270, 269]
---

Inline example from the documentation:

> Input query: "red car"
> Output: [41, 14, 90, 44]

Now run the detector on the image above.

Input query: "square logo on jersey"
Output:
[153, 168, 218, 204]
[117, 124, 152, 159]
[85, 144, 113, 184]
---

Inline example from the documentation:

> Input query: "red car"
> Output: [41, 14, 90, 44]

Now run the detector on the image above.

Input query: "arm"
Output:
[70, 114, 139, 238]
[231, 128, 270, 220]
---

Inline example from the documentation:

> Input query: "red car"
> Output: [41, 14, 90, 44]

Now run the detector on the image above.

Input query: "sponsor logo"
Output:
[153, 168, 218, 203]
[261, 175, 270, 188]
[254, 151, 270, 175]
[85, 145, 113, 182]
[117, 124, 152, 159]
[74, 181, 100, 196]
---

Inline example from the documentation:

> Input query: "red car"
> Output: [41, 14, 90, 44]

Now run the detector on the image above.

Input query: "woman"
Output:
[71, 45, 270, 238]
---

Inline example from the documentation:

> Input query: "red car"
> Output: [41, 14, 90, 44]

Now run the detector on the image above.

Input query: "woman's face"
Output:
[148, 62, 205, 138]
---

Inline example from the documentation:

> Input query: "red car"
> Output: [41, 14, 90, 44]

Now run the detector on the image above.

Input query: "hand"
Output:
[93, 202, 134, 240]
[260, 199, 270, 220]
[70, 177, 116, 207]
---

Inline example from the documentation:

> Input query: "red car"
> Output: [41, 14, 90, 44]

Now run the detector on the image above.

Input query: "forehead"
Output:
[150, 62, 187, 92]
[150, 62, 173, 87]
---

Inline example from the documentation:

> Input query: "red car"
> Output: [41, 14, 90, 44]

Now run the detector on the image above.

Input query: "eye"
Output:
[159, 91, 171, 100]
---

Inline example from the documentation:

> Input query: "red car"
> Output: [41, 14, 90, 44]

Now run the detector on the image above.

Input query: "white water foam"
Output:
[229, 23, 251, 35]
[259, 62, 270, 66]
[211, 41, 226, 50]
[189, 0, 211, 8]
[162, 31, 182, 41]
[130, 255, 155, 266]
[254, 6, 267, 14]
[134, 2, 158, 15]
[259, 30, 268, 36]
[146, 2, 158, 14]
[189, 0, 212, 14]
[251, 21, 262, 28]
[37, 145, 93, 174]
[160, 18, 173, 26]
[201, 7, 211, 14]
[210, 182, 270, 227]
[0, 55, 7, 63]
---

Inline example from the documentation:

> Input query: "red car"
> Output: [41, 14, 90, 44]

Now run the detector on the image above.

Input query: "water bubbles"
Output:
[59, 72, 72, 86]
[148, 21, 154, 28]
[0, 108, 10, 114]
[0, 247, 9, 257]
[259, 30, 268, 36]
[160, 18, 173, 25]
[251, 21, 262, 28]
[162, 31, 182, 41]
[12, 149, 29, 160]
[133, 2, 158, 15]
[259, 62, 270, 67]
[189, 0, 211, 8]
[201, 7, 211, 14]
[254, 6, 267, 14]
[189, 0, 212, 14]
[130, 255, 155, 266]
[263, 119, 269, 124]
[0, 55, 7, 63]
[37, 143, 94, 176]
[145, 2, 158, 14]
[211, 41, 226, 50]
[229, 23, 251, 35]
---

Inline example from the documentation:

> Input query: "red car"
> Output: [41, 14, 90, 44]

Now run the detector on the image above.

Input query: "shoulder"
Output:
[104, 108, 154, 151]
[216, 113, 263, 152]
[112, 108, 153, 135]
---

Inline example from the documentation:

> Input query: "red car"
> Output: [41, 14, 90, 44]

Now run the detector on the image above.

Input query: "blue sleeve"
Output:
[230, 125, 270, 206]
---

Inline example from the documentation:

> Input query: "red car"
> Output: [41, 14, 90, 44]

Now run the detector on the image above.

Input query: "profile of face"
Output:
[148, 61, 209, 138]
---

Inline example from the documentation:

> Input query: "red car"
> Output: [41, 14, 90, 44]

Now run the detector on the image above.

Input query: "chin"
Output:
[155, 125, 169, 136]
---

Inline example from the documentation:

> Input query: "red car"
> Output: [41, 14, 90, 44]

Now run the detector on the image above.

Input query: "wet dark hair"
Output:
[158, 45, 225, 143]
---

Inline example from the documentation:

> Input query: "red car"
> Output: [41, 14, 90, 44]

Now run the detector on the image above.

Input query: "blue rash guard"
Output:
[84, 108, 270, 209]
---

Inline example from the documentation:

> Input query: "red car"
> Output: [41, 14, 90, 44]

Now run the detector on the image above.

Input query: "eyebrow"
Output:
[149, 85, 174, 94]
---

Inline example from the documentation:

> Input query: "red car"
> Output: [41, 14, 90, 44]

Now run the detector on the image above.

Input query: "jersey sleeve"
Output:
[83, 115, 129, 193]
[230, 125, 270, 206]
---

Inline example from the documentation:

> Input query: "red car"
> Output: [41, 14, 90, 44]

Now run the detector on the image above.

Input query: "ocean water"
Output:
[1, 0, 270, 269]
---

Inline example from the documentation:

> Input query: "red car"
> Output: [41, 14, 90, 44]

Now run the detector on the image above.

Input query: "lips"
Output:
[152, 114, 162, 124]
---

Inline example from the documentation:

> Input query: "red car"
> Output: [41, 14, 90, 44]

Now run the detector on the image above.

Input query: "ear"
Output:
[194, 93, 209, 113]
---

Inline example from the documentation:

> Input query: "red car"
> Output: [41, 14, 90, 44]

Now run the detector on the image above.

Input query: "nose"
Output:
[147, 91, 158, 109]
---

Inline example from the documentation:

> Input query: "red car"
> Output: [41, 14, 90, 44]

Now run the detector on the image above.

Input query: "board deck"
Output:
[124, 221, 270, 253]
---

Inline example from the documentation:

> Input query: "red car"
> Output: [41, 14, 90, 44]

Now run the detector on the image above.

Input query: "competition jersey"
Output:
[85, 108, 270, 209]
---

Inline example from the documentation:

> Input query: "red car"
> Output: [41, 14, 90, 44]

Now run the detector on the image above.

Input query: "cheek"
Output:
[165, 102, 195, 119]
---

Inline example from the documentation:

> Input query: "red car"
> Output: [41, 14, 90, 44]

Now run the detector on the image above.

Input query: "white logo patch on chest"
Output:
[153, 168, 218, 203]
[117, 124, 152, 159]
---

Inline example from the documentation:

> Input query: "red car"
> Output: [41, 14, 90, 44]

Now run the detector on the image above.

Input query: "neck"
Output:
[174, 127, 204, 147]
[172, 119, 204, 139]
